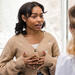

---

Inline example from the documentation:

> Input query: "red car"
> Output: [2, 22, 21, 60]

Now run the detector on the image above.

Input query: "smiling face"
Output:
[23, 6, 44, 31]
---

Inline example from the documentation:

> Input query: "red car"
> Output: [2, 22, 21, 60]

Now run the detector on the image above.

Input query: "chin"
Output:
[34, 29, 42, 31]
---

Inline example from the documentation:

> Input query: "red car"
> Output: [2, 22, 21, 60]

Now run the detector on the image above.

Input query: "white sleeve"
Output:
[55, 54, 74, 75]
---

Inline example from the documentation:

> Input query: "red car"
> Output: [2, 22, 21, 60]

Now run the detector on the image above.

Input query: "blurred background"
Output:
[0, 0, 75, 55]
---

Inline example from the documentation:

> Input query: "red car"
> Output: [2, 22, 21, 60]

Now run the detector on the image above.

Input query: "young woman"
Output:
[0, 2, 59, 75]
[55, 5, 75, 75]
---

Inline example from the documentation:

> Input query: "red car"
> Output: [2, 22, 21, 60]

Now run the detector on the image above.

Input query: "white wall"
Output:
[0, 0, 65, 55]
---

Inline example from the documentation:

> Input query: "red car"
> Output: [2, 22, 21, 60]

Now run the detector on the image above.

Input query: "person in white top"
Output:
[55, 5, 75, 75]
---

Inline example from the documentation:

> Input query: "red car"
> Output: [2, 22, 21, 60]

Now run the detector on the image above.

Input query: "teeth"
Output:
[35, 24, 42, 26]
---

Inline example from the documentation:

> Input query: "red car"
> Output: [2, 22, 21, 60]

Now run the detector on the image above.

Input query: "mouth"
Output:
[35, 24, 42, 29]
[35, 24, 42, 26]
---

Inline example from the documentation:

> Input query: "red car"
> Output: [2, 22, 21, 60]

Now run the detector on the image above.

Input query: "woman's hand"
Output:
[37, 51, 57, 70]
[37, 56, 45, 70]
[22, 52, 45, 69]
[23, 53, 38, 69]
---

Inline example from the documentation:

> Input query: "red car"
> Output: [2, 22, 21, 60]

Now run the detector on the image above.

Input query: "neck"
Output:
[26, 28, 42, 36]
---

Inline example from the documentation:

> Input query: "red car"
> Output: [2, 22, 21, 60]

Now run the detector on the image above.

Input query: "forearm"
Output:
[49, 56, 57, 66]
[44, 54, 57, 67]
[0, 56, 25, 75]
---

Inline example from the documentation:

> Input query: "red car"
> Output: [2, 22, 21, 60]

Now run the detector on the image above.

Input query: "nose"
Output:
[37, 16, 43, 22]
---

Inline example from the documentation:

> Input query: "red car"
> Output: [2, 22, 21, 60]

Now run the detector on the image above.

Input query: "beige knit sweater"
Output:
[0, 32, 59, 75]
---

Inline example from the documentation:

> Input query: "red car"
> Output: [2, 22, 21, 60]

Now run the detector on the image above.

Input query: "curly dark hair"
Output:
[15, 1, 46, 35]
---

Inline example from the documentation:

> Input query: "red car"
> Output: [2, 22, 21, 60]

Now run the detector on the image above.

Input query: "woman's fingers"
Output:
[22, 52, 46, 70]
[37, 64, 44, 70]
[38, 57, 44, 65]
[23, 52, 26, 57]
[26, 64, 36, 69]
[23, 53, 45, 66]
[26, 58, 39, 63]
[24, 55, 39, 64]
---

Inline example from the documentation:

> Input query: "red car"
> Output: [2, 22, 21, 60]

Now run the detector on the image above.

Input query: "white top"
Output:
[32, 44, 39, 49]
[55, 53, 75, 75]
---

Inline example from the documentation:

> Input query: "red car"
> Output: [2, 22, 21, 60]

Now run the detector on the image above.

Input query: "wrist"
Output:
[15, 56, 26, 70]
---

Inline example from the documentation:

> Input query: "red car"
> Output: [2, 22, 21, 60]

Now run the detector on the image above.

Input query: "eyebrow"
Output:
[31, 13, 43, 15]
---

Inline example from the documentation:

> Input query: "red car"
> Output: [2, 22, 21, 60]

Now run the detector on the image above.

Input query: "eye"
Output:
[31, 16, 37, 19]
[40, 14, 44, 18]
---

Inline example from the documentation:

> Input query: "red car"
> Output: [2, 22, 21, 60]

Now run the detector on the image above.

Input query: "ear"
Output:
[21, 15, 26, 22]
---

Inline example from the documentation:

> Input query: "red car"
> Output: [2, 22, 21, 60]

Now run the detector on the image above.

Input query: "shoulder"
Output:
[44, 31, 57, 42]
[7, 34, 22, 44]
[55, 54, 75, 75]
[57, 53, 74, 66]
